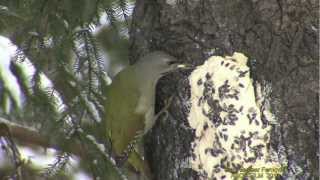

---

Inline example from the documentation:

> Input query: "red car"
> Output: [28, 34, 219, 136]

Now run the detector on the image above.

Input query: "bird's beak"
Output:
[176, 64, 194, 69]
[162, 63, 195, 76]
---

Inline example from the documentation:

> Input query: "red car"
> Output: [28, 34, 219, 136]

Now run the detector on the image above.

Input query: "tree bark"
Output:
[129, 0, 318, 179]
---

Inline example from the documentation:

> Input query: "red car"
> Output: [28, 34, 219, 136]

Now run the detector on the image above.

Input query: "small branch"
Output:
[0, 117, 85, 157]
[0, 118, 128, 179]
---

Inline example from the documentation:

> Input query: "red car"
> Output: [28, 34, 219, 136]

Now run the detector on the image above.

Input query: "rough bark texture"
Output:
[129, 0, 319, 179]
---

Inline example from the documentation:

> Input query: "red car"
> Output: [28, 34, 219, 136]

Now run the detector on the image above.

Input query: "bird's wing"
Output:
[105, 67, 146, 154]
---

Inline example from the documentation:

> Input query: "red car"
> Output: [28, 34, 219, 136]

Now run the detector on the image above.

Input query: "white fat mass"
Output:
[188, 52, 284, 179]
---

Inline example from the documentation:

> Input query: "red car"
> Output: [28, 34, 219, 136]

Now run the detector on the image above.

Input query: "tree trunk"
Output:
[129, 0, 318, 179]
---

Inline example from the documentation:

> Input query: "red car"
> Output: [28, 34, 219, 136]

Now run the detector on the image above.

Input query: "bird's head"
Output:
[135, 51, 192, 77]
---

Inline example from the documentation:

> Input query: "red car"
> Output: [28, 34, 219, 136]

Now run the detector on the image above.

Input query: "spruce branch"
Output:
[0, 117, 85, 157]
[117, 0, 130, 25]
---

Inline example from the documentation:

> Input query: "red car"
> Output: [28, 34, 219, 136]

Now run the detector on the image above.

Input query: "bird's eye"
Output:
[168, 60, 177, 65]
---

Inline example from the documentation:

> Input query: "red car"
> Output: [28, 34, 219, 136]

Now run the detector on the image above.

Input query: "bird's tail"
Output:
[127, 150, 153, 180]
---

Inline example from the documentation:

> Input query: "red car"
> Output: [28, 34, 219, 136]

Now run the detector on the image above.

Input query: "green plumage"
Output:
[104, 51, 179, 179]
[105, 66, 144, 154]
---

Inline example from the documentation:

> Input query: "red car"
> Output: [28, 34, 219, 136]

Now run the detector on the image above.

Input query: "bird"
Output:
[104, 51, 183, 179]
